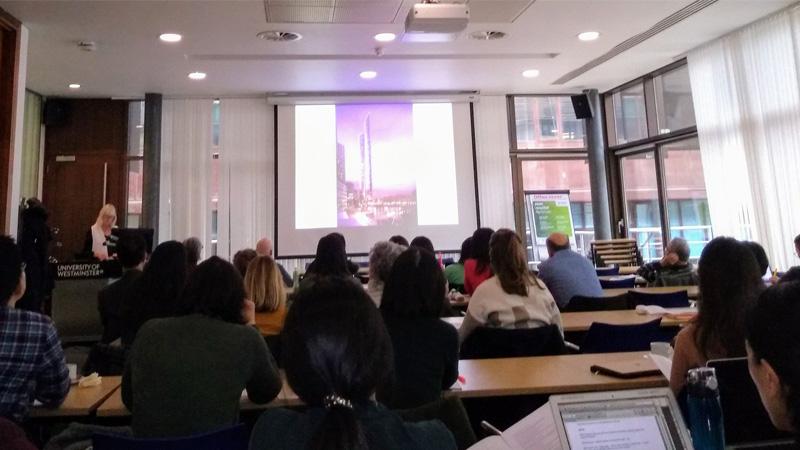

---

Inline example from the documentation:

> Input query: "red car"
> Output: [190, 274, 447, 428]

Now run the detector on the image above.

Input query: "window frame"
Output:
[507, 94, 589, 154]
[124, 100, 145, 228]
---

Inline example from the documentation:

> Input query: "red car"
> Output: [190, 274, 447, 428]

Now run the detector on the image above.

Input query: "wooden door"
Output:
[43, 152, 125, 261]
[0, 8, 21, 233]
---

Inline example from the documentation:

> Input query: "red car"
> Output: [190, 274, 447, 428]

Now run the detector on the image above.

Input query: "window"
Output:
[654, 65, 696, 135]
[519, 159, 594, 263]
[620, 152, 663, 262]
[612, 83, 648, 145]
[662, 137, 710, 259]
[513, 96, 585, 150]
[125, 101, 144, 227]
[211, 100, 221, 255]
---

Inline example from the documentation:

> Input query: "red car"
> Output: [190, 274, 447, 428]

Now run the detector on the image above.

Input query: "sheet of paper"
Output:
[564, 416, 667, 450]
[468, 436, 512, 450]
[648, 353, 673, 381]
[502, 403, 562, 450]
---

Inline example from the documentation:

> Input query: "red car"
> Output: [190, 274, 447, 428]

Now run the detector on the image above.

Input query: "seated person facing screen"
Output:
[536, 232, 602, 309]
[410, 236, 436, 255]
[233, 248, 257, 278]
[0, 236, 70, 423]
[444, 237, 471, 293]
[244, 256, 287, 336]
[366, 241, 404, 306]
[119, 241, 188, 348]
[747, 281, 800, 441]
[637, 237, 698, 287]
[378, 247, 459, 410]
[256, 237, 293, 287]
[389, 235, 410, 247]
[182, 237, 202, 275]
[122, 256, 282, 438]
[670, 237, 763, 394]
[301, 234, 359, 290]
[249, 277, 457, 450]
[744, 241, 773, 282]
[463, 228, 494, 295]
[97, 232, 146, 344]
[459, 229, 562, 344]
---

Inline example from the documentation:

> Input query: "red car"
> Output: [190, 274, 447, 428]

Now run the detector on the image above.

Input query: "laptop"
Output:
[707, 358, 795, 449]
[548, 388, 693, 450]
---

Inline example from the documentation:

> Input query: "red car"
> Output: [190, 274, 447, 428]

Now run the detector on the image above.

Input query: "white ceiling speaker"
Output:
[257, 31, 303, 42]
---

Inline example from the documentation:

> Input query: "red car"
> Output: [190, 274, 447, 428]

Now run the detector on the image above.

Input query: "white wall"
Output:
[5, 25, 28, 235]
[472, 95, 515, 230]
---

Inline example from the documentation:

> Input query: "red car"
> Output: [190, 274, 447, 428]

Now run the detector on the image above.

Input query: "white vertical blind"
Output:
[473, 96, 515, 230]
[688, 5, 800, 269]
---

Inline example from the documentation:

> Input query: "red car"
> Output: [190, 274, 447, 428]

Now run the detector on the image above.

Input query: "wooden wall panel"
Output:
[0, 7, 21, 234]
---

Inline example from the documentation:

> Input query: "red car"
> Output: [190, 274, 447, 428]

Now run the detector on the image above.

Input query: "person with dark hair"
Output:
[459, 229, 562, 343]
[366, 241, 404, 306]
[182, 237, 203, 275]
[97, 232, 146, 344]
[780, 267, 800, 284]
[637, 237, 699, 287]
[389, 235, 409, 247]
[463, 228, 494, 295]
[0, 236, 69, 423]
[410, 236, 435, 255]
[378, 247, 458, 409]
[444, 237, 471, 292]
[746, 282, 800, 438]
[16, 198, 53, 313]
[744, 241, 771, 279]
[670, 237, 764, 394]
[249, 277, 456, 450]
[233, 248, 258, 278]
[256, 237, 293, 287]
[301, 234, 357, 290]
[120, 241, 188, 347]
[122, 256, 281, 438]
[537, 232, 602, 309]
[794, 234, 800, 259]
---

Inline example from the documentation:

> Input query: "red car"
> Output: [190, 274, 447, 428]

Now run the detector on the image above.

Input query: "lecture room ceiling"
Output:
[0, 0, 794, 97]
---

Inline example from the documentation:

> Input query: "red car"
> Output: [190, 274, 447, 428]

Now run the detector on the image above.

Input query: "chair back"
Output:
[93, 424, 248, 450]
[595, 266, 619, 276]
[460, 325, 565, 359]
[562, 294, 630, 312]
[628, 290, 690, 309]
[599, 276, 636, 289]
[590, 239, 642, 267]
[581, 318, 663, 353]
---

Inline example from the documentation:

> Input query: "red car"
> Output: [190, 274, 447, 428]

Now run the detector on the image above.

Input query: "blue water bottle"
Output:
[686, 367, 725, 449]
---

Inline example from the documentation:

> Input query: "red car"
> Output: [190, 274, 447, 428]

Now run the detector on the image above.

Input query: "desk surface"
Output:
[603, 286, 698, 299]
[30, 376, 122, 418]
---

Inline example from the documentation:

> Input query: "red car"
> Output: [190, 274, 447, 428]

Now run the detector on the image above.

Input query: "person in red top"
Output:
[463, 228, 494, 295]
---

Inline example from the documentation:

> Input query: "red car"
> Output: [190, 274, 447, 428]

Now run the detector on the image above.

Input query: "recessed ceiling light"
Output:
[578, 31, 600, 41]
[360, 70, 378, 80]
[213, 99, 220, 104]
[159, 33, 182, 43]
[68, 83, 81, 89]
[374, 33, 396, 42]
[188, 72, 207, 80]
[522, 69, 540, 78]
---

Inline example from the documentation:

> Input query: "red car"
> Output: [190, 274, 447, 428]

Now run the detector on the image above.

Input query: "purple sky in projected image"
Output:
[336, 104, 415, 192]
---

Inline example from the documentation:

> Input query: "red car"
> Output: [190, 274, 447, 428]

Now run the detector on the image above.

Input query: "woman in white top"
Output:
[458, 228, 562, 343]
[82, 204, 117, 260]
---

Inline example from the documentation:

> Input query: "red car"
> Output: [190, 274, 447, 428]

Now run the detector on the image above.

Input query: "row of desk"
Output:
[31, 352, 666, 418]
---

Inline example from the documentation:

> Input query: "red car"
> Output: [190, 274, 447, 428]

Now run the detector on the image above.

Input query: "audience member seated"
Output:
[389, 235, 409, 247]
[244, 256, 287, 336]
[256, 237, 293, 287]
[459, 229, 562, 344]
[378, 247, 458, 409]
[444, 238, 471, 293]
[637, 237, 699, 287]
[0, 236, 69, 423]
[122, 256, 281, 438]
[249, 277, 456, 450]
[120, 241, 187, 347]
[97, 233, 146, 344]
[780, 266, 800, 284]
[233, 248, 257, 278]
[410, 236, 436, 255]
[745, 241, 772, 281]
[795, 234, 800, 259]
[366, 241, 404, 306]
[746, 281, 800, 441]
[182, 237, 202, 275]
[463, 228, 494, 295]
[537, 232, 602, 309]
[301, 234, 358, 290]
[670, 237, 762, 394]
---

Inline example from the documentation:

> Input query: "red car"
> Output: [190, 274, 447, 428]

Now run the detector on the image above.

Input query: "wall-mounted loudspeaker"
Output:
[44, 100, 70, 127]
[571, 94, 593, 119]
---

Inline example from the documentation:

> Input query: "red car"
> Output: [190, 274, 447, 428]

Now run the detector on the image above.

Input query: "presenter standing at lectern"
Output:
[82, 204, 117, 261]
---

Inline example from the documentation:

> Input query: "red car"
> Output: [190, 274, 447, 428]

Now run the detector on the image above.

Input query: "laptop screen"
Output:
[556, 395, 687, 450]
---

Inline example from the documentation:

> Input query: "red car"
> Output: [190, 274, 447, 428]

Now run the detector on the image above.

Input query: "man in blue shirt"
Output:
[537, 233, 603, 309]
[0, 236, 69, 422]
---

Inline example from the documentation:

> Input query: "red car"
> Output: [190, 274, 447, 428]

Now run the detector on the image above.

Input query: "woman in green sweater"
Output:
[122, 256, 282, 438]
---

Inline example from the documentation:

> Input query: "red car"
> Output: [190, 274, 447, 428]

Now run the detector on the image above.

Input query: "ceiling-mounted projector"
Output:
[405, 3, 470, 34]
